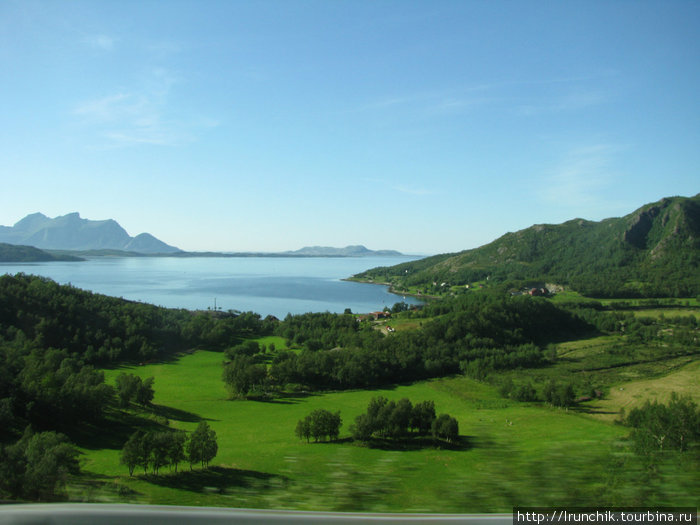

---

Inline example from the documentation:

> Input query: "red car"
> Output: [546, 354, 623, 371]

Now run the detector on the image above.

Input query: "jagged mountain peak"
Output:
[0, 213, 180, 254]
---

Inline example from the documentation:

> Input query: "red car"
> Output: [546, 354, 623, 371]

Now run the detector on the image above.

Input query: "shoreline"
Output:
[344, 277, 439, 302]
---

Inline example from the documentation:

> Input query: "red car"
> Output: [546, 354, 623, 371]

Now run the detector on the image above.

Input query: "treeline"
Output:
[120, 421, 218, 476]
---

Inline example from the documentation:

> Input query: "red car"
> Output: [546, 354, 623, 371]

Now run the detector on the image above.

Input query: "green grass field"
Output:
[630, 308, 700, 319]
[68, 344, 700, 512]
[589, 360, 700, 422]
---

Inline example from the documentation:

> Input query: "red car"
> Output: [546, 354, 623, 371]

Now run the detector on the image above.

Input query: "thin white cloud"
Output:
[83, 34, 116, 51]
[75, 93, 139, 121]
[393, 184, 438, 196]
[542, 144, 619, 207]
[73, 68, 215, 147]
[359, 177, 438, 197]
[516, 89, 608, 116]
[357, 74, 611, 120]
[358, 89, 492, 117]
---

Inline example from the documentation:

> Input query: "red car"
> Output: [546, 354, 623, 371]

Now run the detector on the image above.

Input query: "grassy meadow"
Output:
[71, 338, 699, 511]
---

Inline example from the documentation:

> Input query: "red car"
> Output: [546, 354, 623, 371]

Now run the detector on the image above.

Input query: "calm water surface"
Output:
[1, 256, 424, 317]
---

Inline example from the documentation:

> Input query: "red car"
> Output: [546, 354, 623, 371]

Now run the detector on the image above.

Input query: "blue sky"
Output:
[1, 1, 698, 254]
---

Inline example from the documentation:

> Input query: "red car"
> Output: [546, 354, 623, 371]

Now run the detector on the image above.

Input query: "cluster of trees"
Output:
[11, 347, 115, 426]
[499, 378, 576, 407]
[0, 428, 79, 500]
[115, 373, 155, 407]
[275, 312, 379, 352]
[350, 397, 459, 443]
[295, 409, 342, 442]
[624, 392, 699, 455]
[225, 340, 264, 357]
[499, 378, 580, 408]
[222, 355, 267, 398]
[543, 381, 576, 408]
[120, 421, 218, 476]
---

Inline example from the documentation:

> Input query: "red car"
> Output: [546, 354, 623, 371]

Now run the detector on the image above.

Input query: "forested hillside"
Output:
[0, 274, 271, 477]
[221, 293, 593, 396]
[0, 243, 83, 262]
[353, 194, 700, 297]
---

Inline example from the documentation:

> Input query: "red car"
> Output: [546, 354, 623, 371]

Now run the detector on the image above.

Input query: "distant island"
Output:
[283, 245, 402, 257]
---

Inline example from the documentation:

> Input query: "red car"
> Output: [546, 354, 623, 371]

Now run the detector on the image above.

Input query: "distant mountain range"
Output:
[0, 213, 402, 259]
[353, 194, 700, 298]
[284, 245, 402, 256]
[0, 213, 181, 254]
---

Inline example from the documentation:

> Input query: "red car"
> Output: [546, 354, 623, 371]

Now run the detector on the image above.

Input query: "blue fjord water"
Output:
[1, 256, 424, 318]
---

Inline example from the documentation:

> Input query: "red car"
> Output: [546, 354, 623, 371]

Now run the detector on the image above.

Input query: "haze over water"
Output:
[0, 256, 423, 318]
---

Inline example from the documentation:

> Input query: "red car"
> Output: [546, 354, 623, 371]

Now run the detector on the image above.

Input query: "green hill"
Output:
[0, 242, 83, 262]
[353, 194, 700, 297]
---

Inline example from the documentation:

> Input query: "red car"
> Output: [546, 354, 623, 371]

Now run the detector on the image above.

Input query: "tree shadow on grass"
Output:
[101, 349, 200, 370]
[570, 404, 618, 417]
[67, 410, 172, 450]
[150, 403, 205, 423]
[356, 435, 473, 452]
[143, 466, 285, 494]
[73, 470, 143, 501]
[245, 391, 320, 404]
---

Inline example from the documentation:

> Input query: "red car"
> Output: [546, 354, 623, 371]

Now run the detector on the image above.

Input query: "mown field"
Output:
[73, 341, 699, 511]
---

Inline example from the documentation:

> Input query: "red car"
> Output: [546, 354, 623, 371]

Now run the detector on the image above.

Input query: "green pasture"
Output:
[629, 308, 700, 319]
[373, 316, 427, 333]
[252, 335, 290, 350]
[599, 297, 700, 308]
[69, 349, 672, 511]
[589, 360, 700, 422]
